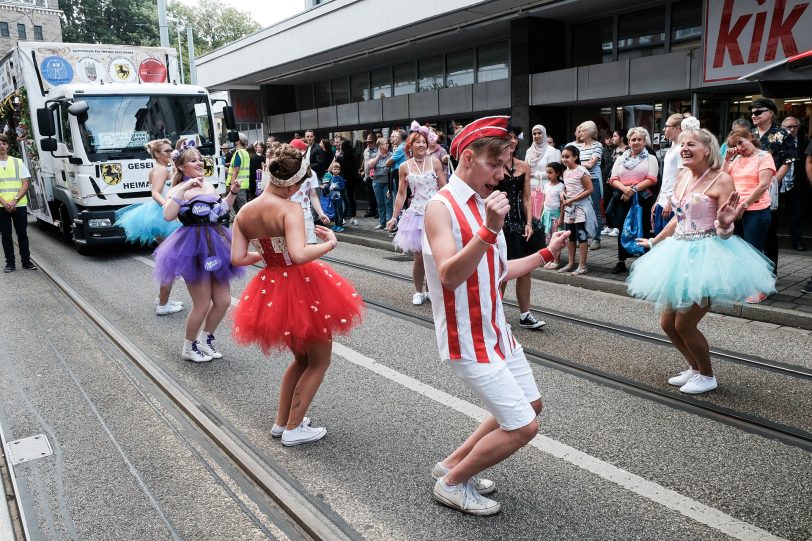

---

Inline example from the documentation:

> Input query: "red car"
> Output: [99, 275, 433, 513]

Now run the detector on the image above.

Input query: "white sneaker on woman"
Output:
[679, 374, 717, 394]
[667, 368, 699, 386]
[281, 423, 327, 446]
[412, 292, 425, 305]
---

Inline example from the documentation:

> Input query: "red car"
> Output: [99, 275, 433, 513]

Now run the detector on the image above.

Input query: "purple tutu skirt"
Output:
[153, 224, 245, 286]
[392, 209, 424, 254]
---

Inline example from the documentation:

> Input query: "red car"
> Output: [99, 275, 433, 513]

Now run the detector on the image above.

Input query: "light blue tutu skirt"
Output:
[627, 234, 776, 312]
[115, 201, 181, 245]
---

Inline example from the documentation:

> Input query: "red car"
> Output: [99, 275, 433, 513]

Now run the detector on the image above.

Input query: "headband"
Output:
[172, 138, 196, 161]
[410, 120, 437, 145]
[267, 158, 309, 187]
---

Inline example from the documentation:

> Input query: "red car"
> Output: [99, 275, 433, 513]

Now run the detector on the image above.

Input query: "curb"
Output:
[336, 231, 812, 331]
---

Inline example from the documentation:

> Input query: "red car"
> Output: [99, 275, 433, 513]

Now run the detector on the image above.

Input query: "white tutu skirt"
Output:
[627, 234, 776, 312]
[392, 209, 424, 254]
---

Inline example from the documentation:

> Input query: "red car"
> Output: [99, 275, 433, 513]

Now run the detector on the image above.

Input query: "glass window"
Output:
[370, 67, 391, 99]
[446, 50, 474, 87]
[0, 23, 9, 38]
[17, 23, 26, 40]
[477, 42, 509, 82]
[314, 81, 330, 108]
[617, 7, 665, 60]
[350, 73, 369, 102]
[671, 0, 702, 52]
[571, 18, 612, 67]
[297, 84, 314, 110]
[331, 76, 349, 105]
[34, 25, 43, 41]
[393, 62, 415, 96]
[58, 106, 73, 152]
[418, 56, 444, 92]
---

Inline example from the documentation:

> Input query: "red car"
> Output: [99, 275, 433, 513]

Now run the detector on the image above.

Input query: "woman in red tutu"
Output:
[231, 144, 364, 447]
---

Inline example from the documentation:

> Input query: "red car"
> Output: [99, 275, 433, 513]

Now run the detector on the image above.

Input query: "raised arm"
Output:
[283, 207, 337, 265]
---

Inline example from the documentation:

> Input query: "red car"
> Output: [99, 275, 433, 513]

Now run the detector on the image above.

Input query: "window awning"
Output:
[738, 50, 812, 98]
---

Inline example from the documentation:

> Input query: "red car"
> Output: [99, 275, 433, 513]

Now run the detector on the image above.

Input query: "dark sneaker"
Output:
[801, 282, 812, 294]
[610, 262, 627, 274]
[518, 313, 546, 329]
[3, 265, 14, 273]
[21, 262, 37, 270]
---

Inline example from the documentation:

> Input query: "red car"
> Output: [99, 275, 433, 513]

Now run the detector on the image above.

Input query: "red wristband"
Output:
[477, 224, 498, 244]
[538, 248, 553, 264]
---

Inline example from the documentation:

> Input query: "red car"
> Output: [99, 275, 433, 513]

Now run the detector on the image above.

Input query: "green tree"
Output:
[168, 0, 260, 56]
[59, 0, 161, 46]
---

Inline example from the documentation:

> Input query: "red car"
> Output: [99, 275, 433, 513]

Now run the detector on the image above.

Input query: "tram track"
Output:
[322, 256, 812, 380]
[31, 254, 360, 541]
[321, 256, 812, 452]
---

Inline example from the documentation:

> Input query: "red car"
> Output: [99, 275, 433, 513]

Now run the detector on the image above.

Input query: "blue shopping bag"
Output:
[319, 193, 335, 220]
[621, 193, 645, 256]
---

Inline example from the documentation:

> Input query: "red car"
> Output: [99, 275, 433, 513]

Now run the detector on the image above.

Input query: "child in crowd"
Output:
[327, 161, 346, 232]
[559, 145, 597, 276]
[541, 161, 566, 269]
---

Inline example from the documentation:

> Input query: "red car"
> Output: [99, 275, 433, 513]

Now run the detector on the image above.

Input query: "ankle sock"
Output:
[520, 311, 530, 319]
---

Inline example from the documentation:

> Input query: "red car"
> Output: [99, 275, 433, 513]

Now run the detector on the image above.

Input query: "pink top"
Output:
[562, 165, 589, 223]
[671, 171, 723, 234]
[727, 150, 775, 211]
[610, 154, 659, 186]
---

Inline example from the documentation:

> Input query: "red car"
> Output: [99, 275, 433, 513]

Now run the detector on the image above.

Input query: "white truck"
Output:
[0, 42, 236, 252]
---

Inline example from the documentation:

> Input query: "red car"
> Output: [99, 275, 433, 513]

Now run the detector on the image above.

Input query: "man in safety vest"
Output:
[227, 133, 249, 218]
[0, 134, 36, 273]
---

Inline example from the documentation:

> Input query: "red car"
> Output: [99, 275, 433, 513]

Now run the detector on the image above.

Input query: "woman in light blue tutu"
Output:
[115, 139, 183, 315]
[627, 127, 775, 395]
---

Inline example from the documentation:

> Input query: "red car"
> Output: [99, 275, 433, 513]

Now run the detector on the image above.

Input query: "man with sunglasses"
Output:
[748, 98, 797, 274]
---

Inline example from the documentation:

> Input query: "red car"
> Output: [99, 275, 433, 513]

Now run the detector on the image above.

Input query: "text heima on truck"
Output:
[0, 42, 237, 252]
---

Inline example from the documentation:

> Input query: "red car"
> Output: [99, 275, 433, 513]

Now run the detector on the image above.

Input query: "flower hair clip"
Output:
[171, 138, 197, 161]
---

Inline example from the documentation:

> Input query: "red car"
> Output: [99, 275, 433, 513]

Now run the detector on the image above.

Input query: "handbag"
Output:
[531, 189, 545, 219]
[621, 193, 645, 256]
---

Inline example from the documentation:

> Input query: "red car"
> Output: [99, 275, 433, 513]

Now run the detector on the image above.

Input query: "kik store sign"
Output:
[704, 0, 811, 83]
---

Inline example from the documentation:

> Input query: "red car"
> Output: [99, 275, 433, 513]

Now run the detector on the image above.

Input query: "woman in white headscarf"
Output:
[526, 125, 562, 219]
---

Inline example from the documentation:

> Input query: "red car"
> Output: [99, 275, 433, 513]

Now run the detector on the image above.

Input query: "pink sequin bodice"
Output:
[671, 192, 718, 234]
[251, 237, 293, 267]
[406, 169, 439, 214]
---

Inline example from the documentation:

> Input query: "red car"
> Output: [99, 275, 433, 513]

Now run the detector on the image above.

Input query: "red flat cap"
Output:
[450, 115, 510, 159]
[290, 138, 308, 151]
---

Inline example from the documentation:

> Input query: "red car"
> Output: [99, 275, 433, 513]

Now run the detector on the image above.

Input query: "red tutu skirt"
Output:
[232, 261, 364, 354]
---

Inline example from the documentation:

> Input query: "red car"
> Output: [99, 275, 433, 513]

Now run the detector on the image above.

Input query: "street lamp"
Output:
[166, 15, 185, 83]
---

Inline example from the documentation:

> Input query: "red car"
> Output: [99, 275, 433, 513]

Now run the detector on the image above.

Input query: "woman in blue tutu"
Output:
[627, 127, 775, 395]
[154, 140, 245, 363]
[115, 139, 184, 315]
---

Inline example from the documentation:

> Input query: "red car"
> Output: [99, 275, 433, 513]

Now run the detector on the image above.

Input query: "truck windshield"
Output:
[77, 94, 214, 161]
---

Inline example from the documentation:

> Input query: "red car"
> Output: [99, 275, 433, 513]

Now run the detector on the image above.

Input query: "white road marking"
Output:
[131, 254, 786, 541]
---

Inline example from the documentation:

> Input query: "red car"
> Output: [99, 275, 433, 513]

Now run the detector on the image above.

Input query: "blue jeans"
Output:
[332, 194, 345, 227]
[738, 208, 771, 253]
[588, 173, 603, 238]
[373, 182, 393, 226]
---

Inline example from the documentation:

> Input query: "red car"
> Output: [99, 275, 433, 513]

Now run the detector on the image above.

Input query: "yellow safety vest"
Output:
[0, 157, 27, 206]
[227, 148, 250, 189]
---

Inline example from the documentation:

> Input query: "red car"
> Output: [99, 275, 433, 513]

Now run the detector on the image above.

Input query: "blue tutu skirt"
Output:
[153, 224, 245, 286]
[627, 234, 775, 312]
[115, 201, 181, 245]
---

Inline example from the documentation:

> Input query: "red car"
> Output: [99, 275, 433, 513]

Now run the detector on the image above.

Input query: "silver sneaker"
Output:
[433, 479, 500, 516]
[281, 423, 327, 447]
[271, 417, 311, 438]
[431, 462, 495, 495]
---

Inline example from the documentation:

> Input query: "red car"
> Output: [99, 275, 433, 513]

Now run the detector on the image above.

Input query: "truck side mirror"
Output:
[40, 138, 57, 152]
[37, 108, 56, 137]
[222, 105, 236, 130]
[227, 131, 239, 143]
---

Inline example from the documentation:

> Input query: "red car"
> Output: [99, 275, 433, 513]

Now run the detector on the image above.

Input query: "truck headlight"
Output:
[88, 218, 112, 228]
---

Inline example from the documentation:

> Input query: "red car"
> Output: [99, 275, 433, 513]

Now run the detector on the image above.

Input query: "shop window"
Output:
[418, 56, 444, 92]
[297, 85, 314, 110]
[34, 25, 43, 41]
[393, 62, 416, 96]
[671, 0, 702, 52]
[617, 7, 664, 60]
[370, 67, 391, 99]
[350, 73, 369, 102]
[477, 41, 509, 82]
[17, 23, 26, 40]
[314, 81, 330, 108]
[0, 23, 9, 38]
[331, 76, 349, 105]
[446, 50, 473, 87]
[571, 18, 613, 67]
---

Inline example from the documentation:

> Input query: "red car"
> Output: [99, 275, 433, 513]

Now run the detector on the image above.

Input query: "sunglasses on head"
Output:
[751, 109, 769, 116]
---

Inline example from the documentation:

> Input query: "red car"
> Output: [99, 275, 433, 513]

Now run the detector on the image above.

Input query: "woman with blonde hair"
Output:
[574, 121, 604, 248]
[115, 138, 183, 315]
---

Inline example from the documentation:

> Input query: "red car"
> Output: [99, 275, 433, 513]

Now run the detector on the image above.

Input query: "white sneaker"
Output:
[182, 341, 212, 363]
[679, 374, 718, 394]
[281, 423, 327, 447]
[601, 226, 612, 236]
[423, 292, 431, 303]
[668, 368, 699, 386]
[271, 417, 311, 438]
[412, 292, 425, 305]
[588, 239, 601, 250]
[374, 224, 385, 230]
[350, 218, 358, 226]
[155, 297, 184, 308]
[433, 479, 501, 516]
[156, 303, 183, 315]
[609, 228, 620, 237]
[431, 462, 496, 495]
[198, 333, 223, 359]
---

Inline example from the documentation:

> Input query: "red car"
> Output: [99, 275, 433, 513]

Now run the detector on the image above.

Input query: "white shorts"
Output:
[303, 209, 317, 244]
[447, 351, 540, 431]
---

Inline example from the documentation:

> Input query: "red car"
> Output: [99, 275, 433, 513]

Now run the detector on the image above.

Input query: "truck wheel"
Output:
[58, 204, 74, 244]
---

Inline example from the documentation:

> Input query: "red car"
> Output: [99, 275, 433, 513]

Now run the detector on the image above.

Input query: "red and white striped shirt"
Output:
[422, 175, 520, 363]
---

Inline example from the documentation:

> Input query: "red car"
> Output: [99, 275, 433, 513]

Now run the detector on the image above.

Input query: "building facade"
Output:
[196, 0, 810, 148]
[0, 0, 62, 54]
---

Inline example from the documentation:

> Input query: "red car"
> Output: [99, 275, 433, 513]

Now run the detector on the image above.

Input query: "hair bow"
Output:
[171, 138, 197, 161]
[410, 120, 437, 145]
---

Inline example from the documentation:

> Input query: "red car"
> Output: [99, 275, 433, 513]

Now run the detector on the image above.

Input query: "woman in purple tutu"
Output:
[154, 140, 245, 363]
[386, 125, 446, 305]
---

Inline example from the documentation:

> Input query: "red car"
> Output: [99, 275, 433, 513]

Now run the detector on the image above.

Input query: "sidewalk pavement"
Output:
[334, 214, 812, 332]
